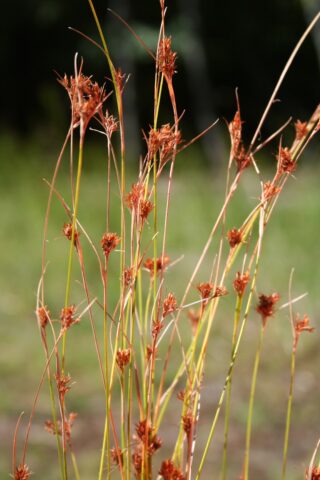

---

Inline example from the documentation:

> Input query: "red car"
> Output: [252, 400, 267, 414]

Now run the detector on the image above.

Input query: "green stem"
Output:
[62, 137, 84, 369]
[243, 324, 265, 480]
[221, 295, 243, 480]
[281, 345, 296, 480]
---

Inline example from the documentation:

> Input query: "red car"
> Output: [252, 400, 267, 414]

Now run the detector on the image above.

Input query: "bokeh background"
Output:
[1, 0, 320, 479]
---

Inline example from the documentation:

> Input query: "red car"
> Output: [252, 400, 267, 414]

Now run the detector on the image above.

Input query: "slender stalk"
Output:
[243, 324, 265, 480]
[62, 136, 85, 370]
[281, 344, 296, 480]
[221, 295, 243, 480]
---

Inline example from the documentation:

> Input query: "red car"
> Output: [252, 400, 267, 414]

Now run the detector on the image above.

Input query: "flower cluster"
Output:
[157, 37, 177, 79]
[159, 459, 185, 480]
[59, 72, 105, 130]
[256, 293, 280, 326]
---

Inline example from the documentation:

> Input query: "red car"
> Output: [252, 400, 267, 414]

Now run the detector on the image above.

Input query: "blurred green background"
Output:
[1, 0, 320, 479]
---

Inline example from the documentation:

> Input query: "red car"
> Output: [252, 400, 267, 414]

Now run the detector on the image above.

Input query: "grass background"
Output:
[0, 133, 319, 479]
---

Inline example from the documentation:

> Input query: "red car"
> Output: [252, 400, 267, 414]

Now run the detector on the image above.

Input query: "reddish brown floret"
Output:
[148, 124, 182, 167]
[278, 146, 296, 174]
[139, 199, 154, 222]
[229, 110, 242, 160]
[125, 183, 144, 211]
[132, 450, 142, 477]
[235, 146, 251, 172]
[146, 344, 156, 361]
[62, 223, 79, 244]
[134, 419, 162, 456]
[111, 447, 123, 467]
[233, 272, 250, 297]
[14, 464, 31, 480]
[159, 459, 186, 480]
[227, 228, 243, 248]
[294, 119, 308, 141]
[182, 411, 194, 436]
[60, 305, 79, 330]
[214, 286, 228, 298]
[144, 256, 170, 276]
[152, 319, 164, 337]
[256, 293, 280, 326]
[115, 67, 126, 91]
[58, 72, 105, 129]
[45, 419, 62, 436]
[157, 37, 177, 79]
[306, 466, 320, 480]
[101, 232, 120, 257]
[197, 282, 214, 300]
[37, 306, 50, 329]
[294, 314, 314, 348]
[103, 111, 118, 138]
[55, 373, 72, 402]
[262, 181, 281, 200]
[123, 266, 134, 287]
[116, 348, 131, 371]
[163, 292, 177, 317]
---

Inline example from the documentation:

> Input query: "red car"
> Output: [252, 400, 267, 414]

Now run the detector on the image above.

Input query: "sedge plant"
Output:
[11, 2, 320, 480]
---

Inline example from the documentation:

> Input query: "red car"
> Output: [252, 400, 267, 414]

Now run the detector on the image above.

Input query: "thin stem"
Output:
[281, 344, 296, 480]
[243, 324, 265, 480]
[221, 295, 243, 480]
[62, 135, 85, 370]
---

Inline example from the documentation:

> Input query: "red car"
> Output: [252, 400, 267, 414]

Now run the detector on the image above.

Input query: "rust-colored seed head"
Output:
[37, 306, 50, 329]
[294, 314, 314, 348]
[149, 434, 162, 455]
[123, 266, 134, 287]
[60, 305, 79, 330]
[14, 464, 31, 480]
[159, 459, 186, 480]
[295, 314, 314, 335]
[101, 232, 120, 257]
[135, 419, 149, 442]
[62, 223, 79, 244]
[125, 183, 144, 211]
[235, 146, 251, 172]
[197, 282, 214, 300]
[139, 199, 154, 222]
[152, 320, 164, 337]
[182, 411, 194, 436]
[148, 124, 182, 167]
[111, 447, 123, 467]
[229, 110, 242, 160]
[58, 72, 105, 129]
[306, 467, 320, 480]
[214, 286, 228, 298]
[45, 419, 62, 436]
[146, 344, 155, 361]
[116, 349, 131, 371]
[256, 293, 280, 326]
[103, 111, 118, 138]
[227, 228, 243, 248]
[163, 292, 177, 317]
[294, 119, 308, 141]
[55, 373, 72, 400]
[157, 37, 177, 79]
[144, 256, 170, 276]
[115, 67, 126, 91]
[278, 146, 296, 174]
[233, 272, 250, 297]
[132, 450, 142, 476]
[262, 181, 281, 200]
